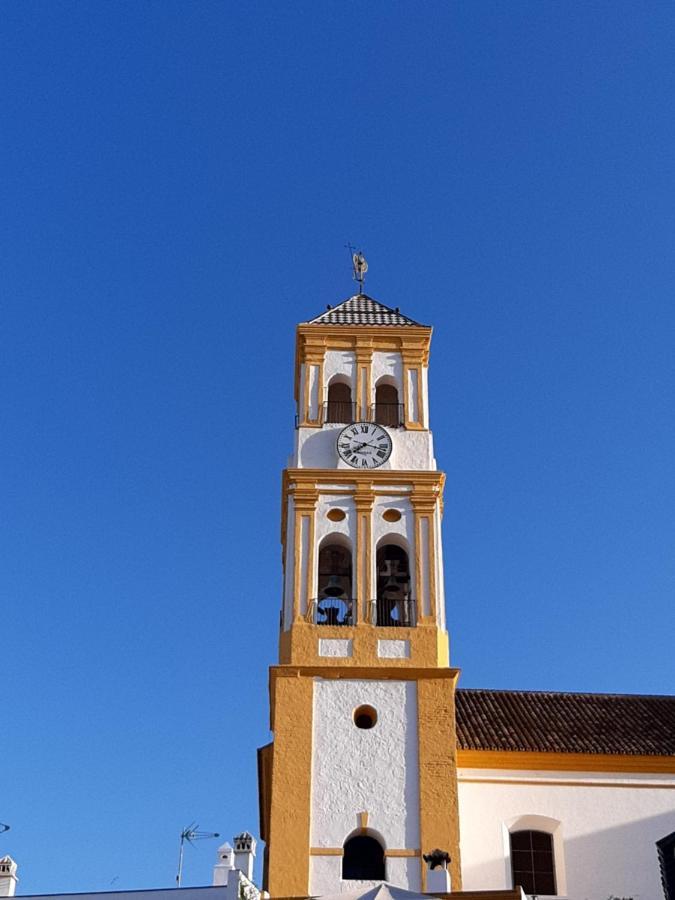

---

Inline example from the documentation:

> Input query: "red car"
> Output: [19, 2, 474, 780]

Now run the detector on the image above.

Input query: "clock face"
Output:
[337, 422, 393, 469]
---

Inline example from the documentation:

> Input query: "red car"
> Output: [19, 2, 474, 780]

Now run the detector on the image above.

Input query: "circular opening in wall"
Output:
[382, 509, 402, 523]
[353, 705, 378, 729]
[327, 508, 346, 522]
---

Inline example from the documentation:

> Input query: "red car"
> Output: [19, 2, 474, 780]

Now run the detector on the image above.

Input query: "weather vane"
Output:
[346, 244, 368, 293]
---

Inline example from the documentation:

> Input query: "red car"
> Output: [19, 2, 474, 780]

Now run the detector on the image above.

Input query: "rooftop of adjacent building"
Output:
[456, 687, 675, 756]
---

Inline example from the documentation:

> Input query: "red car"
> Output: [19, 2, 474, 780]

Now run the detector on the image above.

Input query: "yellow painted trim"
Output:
[358, 811, 369, 832]
[459, 775, 675, 788]
[292, 510, 302, 621]
[308, 847, 420, 857]
[285, 468, 445, 488]
[428, 512, 437, 621]
[414, 510, 423, 614]
[417, 677, 462, 890]
[456, 749, 675, 773]
[266, 674, 314, 896]
[305, 505, 315, 610]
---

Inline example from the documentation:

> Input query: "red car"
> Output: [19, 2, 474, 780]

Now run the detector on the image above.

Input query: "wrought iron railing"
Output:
[370, 597, 416, 627]
[306, 596, 355, 626]
[370, 403, 404, 428]
[323, 400, 357, 425]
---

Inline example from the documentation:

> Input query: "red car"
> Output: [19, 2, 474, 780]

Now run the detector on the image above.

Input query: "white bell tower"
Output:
[258, 289, 461, 897]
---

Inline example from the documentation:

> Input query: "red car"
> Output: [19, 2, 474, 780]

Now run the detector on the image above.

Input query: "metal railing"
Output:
[370, 403, 404, 428]
[302, 596, 418, 627]
[371, 597, 417, 628]
[307, 596, 355, 626]
[322, 400, 357, 425]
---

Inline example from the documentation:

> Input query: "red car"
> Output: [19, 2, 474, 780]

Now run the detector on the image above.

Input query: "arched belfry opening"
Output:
[325, 378, 354, 424]
[316, 536, 353, 625]
[342, 834, 385, 881]
[376, 541, 414, 627]
[374, 379, 402, 427]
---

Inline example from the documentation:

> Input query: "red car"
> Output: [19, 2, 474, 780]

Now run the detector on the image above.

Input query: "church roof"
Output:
[306, 294, 424, 327]
[455, 688, 675, 756]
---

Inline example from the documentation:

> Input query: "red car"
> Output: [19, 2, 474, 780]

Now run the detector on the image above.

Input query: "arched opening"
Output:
[342, 834, 385, 881]
[325, 379, 354, 424]
[510, 830, 556, 895]
[316, 538, 353, 625]
[376, 542, 414, 627]
[374, 381, 402, 427]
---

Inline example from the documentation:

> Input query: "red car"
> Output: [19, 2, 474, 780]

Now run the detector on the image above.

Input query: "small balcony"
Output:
[307, 596, 355, 626]
[304, 596, 417, 627]
[323, 400, 357, 425]
[371, 596, 416, 627]
[370, 402, 404, 428]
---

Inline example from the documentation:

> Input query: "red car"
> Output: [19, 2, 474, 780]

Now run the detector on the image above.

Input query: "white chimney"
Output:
[0, 856, 18, 897]
[213, 842, 234, 886]
[423, 849, 451, 894]
[233, 832, 256, 882]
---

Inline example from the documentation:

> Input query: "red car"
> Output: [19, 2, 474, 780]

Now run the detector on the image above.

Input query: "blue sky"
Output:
[2, 1, 674, 894]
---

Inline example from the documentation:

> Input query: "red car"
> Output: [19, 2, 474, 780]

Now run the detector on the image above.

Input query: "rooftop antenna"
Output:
[176, 823, 220, 887]
[346, 244, 368, 294]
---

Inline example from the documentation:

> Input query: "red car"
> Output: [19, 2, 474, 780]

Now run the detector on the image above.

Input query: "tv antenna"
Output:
[346, 244, 368, 294]
[176, 823, 220, 887]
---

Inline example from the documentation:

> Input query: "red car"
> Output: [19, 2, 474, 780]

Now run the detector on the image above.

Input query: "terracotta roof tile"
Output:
[455, 688, 675, 756]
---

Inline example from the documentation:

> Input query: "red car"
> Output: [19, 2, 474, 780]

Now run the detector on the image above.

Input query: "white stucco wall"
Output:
[309, 679, 420, 894]
[458, 768, 675, 900]
[309, 856, 420, 895]
[293, 425, 435, 470]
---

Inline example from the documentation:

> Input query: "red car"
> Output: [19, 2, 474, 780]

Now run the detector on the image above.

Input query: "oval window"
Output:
[327, 508, 347, 522]
[382, 509, 402, 522]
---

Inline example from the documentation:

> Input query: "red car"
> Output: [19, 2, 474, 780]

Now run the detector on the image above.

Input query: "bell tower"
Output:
[258, 290, 461, 897]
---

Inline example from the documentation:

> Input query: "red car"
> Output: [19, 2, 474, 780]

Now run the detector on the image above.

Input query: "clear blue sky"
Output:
[2, 1, 674, 894]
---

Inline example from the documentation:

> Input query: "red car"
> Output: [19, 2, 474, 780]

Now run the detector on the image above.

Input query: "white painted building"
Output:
[259, 292, 675, 900]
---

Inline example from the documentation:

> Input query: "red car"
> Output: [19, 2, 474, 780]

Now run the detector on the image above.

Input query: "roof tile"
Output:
[306, 294, 424, 327]
[456, 688, 675, 756]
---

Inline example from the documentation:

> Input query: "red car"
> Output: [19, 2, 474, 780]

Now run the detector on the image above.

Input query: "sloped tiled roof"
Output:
[456, 688, 675, 756]
[306, 294, 424, 327]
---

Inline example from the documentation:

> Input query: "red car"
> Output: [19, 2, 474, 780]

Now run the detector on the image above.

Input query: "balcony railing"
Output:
[370, 403, 404, 428]
[323, 400, 357, 425]
[371, 597, 417, 628]
[307, 596, 354, 626]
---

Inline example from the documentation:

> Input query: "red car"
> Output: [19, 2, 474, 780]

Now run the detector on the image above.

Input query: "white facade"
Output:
[310, 679, 421, 895]
[458, 767, 675, 899]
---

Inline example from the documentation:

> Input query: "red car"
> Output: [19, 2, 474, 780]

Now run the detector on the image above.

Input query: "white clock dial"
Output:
[336, 422, 393, 469]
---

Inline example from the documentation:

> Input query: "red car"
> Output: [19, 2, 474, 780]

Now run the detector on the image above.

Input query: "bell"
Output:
[383, 573, 402, 594]
[323, 574, 345, 597]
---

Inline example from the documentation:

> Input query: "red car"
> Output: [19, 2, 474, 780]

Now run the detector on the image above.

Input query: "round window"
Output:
[353, 705, 377, 729]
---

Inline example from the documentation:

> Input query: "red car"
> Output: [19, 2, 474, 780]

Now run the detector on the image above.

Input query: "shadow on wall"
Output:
[461, 808, 675, 899]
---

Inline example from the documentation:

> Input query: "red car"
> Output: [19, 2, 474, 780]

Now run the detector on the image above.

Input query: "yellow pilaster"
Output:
[417, 674, 462, 890]
[355, 341, 373, 421]
[292, 487, 318, 621]
[354, 487, 374, 623]
[267, 672, 314, 897]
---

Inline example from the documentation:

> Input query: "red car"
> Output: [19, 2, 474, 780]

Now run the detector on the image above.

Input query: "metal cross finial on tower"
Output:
[346, 244, 368, 294]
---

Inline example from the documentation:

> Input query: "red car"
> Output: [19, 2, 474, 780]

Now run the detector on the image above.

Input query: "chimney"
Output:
[0, 857, 18, 897]
[423, 849, 451, 894]
[213, 842, 235, 886]
[233, 832, 256, 882]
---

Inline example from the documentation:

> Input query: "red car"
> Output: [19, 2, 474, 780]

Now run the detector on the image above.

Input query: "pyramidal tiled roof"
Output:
[455, 688, 675, 756]
[306, 294, 424, 327]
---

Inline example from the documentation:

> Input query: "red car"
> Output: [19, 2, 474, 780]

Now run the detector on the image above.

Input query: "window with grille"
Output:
[510, 829, 556, 895]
